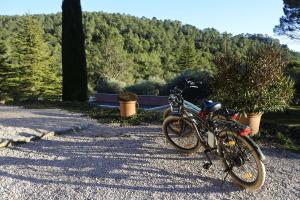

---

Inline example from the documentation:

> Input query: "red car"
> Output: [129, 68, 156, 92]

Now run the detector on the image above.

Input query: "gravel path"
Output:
[0, 106, 299, 199]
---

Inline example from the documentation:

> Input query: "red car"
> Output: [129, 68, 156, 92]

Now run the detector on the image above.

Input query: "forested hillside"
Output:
[0, 12, 299, 97]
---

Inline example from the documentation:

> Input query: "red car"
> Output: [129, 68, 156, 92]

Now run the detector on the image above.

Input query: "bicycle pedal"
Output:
[202, 163, 212, 170]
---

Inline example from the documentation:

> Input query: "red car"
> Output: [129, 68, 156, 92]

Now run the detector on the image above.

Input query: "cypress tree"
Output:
[62, 0, 87, 101]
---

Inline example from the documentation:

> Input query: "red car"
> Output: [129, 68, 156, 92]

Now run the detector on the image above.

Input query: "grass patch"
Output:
[253, 128, 300, 153]
[259, 106, 300, 153]
[275, 132, 299, 152]
[8, 100, 90, 112]
[262, 106, 300, 127]
[86, 107, 163, 125]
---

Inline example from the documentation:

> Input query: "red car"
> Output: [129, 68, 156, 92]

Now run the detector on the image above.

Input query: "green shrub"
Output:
[213, 45, 295, 113]
[0, 92, 7, 100]
[118, 91, 138, 101]
[96, 78, 126, 94]
[86, 107, 162, 125]
[163, 69, 214, 102]
[286, 62, 300, 105]
[275, 132, 299, 152]
[125, 78, 166, 96]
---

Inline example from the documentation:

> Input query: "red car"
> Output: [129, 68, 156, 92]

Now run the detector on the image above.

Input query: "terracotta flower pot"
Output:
[119, 101, 136, 117]
[238, 112, 262, 135]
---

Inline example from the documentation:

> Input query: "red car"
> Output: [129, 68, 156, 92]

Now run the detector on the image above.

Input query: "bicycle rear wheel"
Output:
[163, 115, 201, 153]
[218, 130, 266, 191]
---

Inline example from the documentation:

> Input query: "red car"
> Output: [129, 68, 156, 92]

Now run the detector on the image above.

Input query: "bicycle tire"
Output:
[163, 115, 201, 153]
[218, 130, 266, 191]
[163, 108, 172, 120]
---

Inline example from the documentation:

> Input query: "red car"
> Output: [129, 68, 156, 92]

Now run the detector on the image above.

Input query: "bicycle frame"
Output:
[170, 99, 216, 147]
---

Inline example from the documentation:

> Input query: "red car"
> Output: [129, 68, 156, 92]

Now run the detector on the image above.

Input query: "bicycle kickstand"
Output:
[202, 149, 213, 170]
[220, 166, 232, 189]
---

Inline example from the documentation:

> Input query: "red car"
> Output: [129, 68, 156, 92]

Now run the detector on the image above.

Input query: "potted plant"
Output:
[213, 45, 295, 135]
[118, 91, 138, 117]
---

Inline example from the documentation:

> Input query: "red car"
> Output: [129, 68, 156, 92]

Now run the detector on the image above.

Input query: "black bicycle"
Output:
[162, 81, 266, 191]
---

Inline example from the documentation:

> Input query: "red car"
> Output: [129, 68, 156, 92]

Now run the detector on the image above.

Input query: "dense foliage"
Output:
[213, 45, 295, 113]
[118, 91, 138, 102]
[163, 70, 214, 102]
[0, 16, 61, 101]
[0, 12, 299, 99]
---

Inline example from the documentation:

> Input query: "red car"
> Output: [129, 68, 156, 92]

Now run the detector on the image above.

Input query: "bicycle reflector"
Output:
[231, 113, 239, 120]
[243, 172, 253, 180]
[239, 127, 252, 136]
[199, 111, 207, 118]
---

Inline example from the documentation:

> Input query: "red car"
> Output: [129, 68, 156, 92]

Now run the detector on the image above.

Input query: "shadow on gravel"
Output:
[0, 126, 241, 194]
[260, 146, 300, 160]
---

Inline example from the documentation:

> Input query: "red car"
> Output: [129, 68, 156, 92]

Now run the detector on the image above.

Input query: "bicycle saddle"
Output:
[202, 100, 222, 112]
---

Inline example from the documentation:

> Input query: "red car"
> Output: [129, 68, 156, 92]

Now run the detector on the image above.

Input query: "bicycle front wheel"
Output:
[163, 108, 172, 120]
[163, 115, 201, 153]
[218, 130, 266, 191]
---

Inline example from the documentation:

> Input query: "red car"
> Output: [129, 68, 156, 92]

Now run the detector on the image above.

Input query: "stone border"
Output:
[0, 124, 92, 148]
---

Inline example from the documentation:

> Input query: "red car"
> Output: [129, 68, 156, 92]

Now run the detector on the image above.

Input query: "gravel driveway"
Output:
[0, 106, 299, 199]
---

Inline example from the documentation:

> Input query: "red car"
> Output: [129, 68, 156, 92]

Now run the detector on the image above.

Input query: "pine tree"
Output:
[98, 31, 133, 80]
[10, 16, 61, 101]
[0, 40, 15, 97]
[177, 39, 198, 72]
[62, 0, 87, 101]
[274, 0, 300, 40]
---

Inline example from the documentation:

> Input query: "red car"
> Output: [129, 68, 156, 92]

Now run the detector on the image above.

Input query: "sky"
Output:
[0, 0, 299, 52]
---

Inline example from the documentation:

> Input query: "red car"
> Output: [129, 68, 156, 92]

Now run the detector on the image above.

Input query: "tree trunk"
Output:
[62, 0, 87, 101]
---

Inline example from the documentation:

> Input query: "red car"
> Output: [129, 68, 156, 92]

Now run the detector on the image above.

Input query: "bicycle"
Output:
[163, 81, 238, 153]
[162, 81, 266, 191]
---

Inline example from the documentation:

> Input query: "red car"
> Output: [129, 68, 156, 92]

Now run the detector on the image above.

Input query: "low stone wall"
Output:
[95, 93, 168, 106]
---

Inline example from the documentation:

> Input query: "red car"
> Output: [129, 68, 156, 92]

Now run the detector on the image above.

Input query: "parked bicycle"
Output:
[162, 80, 266, 191]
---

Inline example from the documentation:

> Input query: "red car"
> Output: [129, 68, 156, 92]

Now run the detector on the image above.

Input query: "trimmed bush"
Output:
[118, 91, 138, 101]
[213, 45, 295, 113]
[96, 78, 126, 94]
[125, 78, 166, 96]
